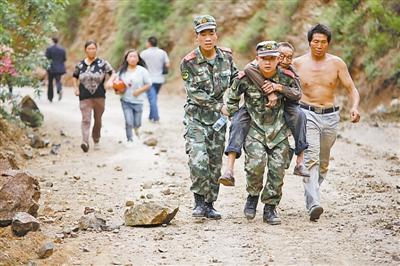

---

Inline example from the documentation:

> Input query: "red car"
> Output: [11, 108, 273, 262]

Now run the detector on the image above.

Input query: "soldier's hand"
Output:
[350, 108, 360, 123]
[266, 93, 278, 108]
[262, 80, 274, 95]
[220, 104, 229, 116]
[74, 88, 79, 96]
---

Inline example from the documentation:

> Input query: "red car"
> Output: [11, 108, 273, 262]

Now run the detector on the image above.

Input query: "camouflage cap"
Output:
[256, 41, 280, 57]
[193, 15, 217, 33]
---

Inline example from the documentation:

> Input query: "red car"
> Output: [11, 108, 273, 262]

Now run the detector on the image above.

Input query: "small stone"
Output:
[23, 149, 34, 159]
[146, 194, 154, 199]
[144, 137, 158, 147]
[50, 144, 61, 155]
[84, 207, 95, 215]
[73, 175, 81, 181]
[114, 166, 123, 171]
[162, 189, 172, 195]
[11, 212, 40, 237]
[125, 201, 135, 207]
[107, 208, 114, 213]
[142, 181, 153, 189]
[37, 242, 54, 259]
[79, 212, 106, 231]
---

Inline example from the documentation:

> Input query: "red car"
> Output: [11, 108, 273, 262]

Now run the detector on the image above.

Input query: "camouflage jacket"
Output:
[180, 46, 238, 125]
[226, 67, 299, 149]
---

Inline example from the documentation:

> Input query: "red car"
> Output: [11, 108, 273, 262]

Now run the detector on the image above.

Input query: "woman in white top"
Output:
[108, 49, 152, 144]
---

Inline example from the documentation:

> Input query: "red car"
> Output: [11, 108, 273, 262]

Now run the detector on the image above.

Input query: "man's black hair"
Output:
[307, 24, 332, 43]
[148, 36, 158, 47]
[52, 37, 59, 44]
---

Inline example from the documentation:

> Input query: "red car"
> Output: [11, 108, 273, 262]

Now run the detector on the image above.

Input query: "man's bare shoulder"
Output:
[326, 53, 348, 69]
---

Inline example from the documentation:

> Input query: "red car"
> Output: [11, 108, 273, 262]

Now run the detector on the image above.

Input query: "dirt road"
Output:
[5, 87, 400, 265]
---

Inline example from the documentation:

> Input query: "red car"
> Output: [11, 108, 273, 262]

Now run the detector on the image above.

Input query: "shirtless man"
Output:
[293, 24, 360, 222]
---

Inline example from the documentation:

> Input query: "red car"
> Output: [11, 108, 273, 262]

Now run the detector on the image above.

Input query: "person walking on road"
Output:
[180, 15, 238, 220]
[45, 37, 66, 102]
[72, 40, 114, 153]
[293, 24, 360, 222]
[140, 36, 170, 123]
[107, 49, 152, 146]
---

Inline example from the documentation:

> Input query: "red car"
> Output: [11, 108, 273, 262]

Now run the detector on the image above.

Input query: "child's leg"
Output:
[132, 103, 143, 139]
[121, 101, 134, 141]
[219, 107, 251, 186]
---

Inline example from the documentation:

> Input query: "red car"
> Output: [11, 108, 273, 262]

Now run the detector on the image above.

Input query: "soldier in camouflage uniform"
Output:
[180, 15, 238, 220]
[226, 41, 301, 225]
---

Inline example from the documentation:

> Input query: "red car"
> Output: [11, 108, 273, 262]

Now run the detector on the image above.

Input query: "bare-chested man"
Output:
[293, 24, 360, 222]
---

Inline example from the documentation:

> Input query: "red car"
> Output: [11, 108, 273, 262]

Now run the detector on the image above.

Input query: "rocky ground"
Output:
[0, 87, 399, 265]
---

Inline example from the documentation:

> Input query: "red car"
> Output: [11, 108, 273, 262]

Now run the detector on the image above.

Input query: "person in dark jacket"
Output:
[45, 37, 66, 102]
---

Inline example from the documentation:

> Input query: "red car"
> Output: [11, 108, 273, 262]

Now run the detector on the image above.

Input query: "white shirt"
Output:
[140, 47, 169, 84]
[119, 65, 152, 104]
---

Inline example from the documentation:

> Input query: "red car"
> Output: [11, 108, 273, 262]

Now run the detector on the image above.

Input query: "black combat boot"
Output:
[192, 193, 206, 217]
[243, 194, 259, 220]
[204, 202, 221, 220]
[263, 204, 281, 225]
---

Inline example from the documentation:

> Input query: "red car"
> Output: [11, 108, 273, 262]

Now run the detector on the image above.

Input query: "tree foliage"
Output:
[0, 0, 67, 89]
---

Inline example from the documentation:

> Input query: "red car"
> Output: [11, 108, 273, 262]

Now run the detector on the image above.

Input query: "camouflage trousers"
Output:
[244, 135, 289, 206]
[184, 118, 226, 203]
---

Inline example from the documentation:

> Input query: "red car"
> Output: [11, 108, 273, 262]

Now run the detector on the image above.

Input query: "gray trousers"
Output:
[303, 109, 339, 211]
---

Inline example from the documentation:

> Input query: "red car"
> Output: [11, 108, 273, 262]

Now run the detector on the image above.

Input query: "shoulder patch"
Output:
[181, 70, 190, 81]
[183, 50, 196, 61]
[282, 68, 295, 79]
[219, 47, 232, 54]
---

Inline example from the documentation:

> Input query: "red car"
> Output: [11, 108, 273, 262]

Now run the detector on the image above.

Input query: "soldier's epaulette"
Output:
[281, 68, 296, 79]
[238, 71, 246, 79]
[183, 50, 197, 61]
[219, 47, 232, 54]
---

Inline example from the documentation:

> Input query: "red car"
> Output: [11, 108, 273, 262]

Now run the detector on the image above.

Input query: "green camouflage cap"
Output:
[193, 15, 217, 33]
[256, 41, 280, 57]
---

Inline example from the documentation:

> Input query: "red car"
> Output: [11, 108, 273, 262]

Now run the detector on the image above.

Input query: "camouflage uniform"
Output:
[227, 67, 299, 206]
[181, 43, 238, 203]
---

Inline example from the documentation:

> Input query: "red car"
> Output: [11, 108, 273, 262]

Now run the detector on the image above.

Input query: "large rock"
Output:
[11, 212, 40, 236]
[0, 170, 40, 226]
[19, 95, 44, 128]
[124, 202, 179, 226]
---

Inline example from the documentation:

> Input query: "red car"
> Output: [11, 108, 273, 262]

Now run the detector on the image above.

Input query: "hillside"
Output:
[57, 0, 400, 112]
